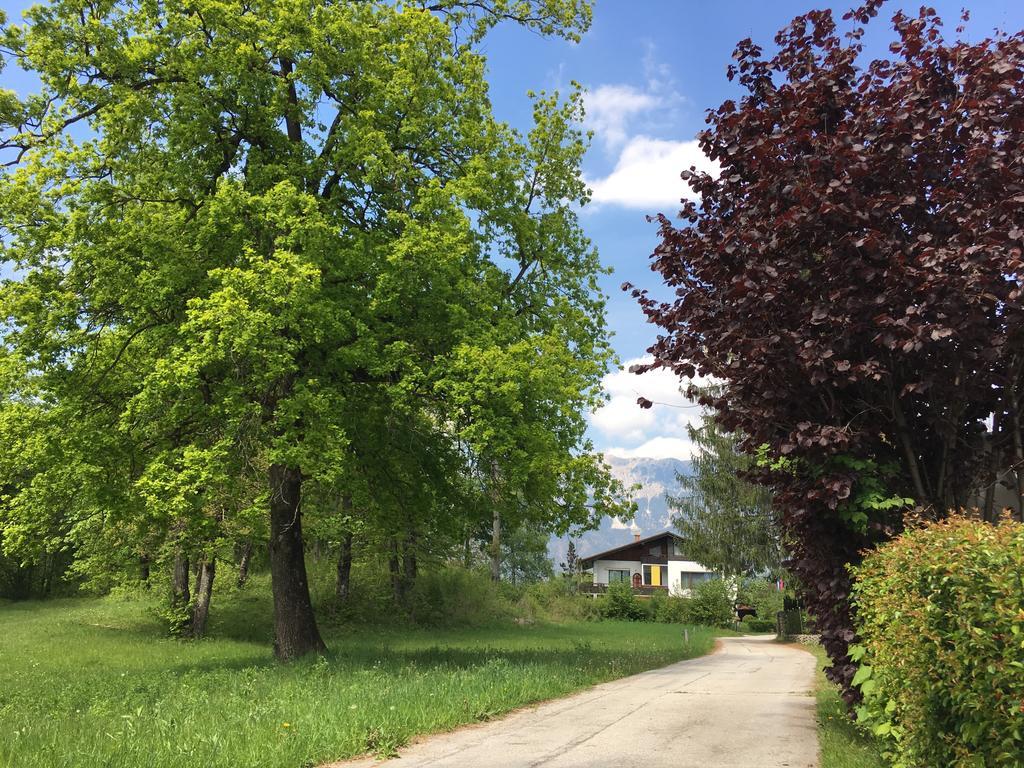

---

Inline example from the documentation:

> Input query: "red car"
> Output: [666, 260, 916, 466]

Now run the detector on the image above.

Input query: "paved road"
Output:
[333, 635, 819, 768]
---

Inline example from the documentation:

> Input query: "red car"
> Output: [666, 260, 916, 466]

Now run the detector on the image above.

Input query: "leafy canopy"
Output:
[0, 0, 626, 642]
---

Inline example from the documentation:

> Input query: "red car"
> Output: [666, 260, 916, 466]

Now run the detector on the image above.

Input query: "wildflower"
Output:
[282, 723, 290, 728]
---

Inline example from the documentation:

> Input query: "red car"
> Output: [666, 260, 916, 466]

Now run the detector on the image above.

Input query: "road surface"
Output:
[331, 634, 819, 768]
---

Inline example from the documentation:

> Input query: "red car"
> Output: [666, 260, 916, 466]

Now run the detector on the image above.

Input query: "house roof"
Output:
[579, 531, 684, 567]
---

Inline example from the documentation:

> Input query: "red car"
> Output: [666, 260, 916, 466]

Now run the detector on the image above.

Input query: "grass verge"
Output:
[808, 644, 887, 768]
[0, 596, 720, 768]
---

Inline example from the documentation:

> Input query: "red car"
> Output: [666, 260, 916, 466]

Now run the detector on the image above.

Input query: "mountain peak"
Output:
[549, 454, 693, 563]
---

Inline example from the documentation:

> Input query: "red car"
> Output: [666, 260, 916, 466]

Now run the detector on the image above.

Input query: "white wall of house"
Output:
[668, 560, 716, 597]
[592, 559, 641, 585]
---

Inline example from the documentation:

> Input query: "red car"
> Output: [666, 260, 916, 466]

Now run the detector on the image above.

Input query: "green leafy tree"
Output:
[669, 401, 781, 577]
[737, 577, 784, 622]
[681, 578, 734, 628]
[0, 0, 621, 657]
[500, 522, 554, 585]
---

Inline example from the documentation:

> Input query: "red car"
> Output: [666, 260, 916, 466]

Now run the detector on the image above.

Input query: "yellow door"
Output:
[650, 566, 661, 586]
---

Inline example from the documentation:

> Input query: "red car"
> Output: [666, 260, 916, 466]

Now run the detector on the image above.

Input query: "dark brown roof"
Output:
[579, 531, 684, 567]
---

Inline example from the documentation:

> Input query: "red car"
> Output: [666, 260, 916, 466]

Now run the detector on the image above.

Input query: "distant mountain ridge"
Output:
[548, 454, 692, 566]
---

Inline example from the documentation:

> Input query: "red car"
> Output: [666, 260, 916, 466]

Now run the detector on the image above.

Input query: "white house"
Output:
[579, 531, 717, 596]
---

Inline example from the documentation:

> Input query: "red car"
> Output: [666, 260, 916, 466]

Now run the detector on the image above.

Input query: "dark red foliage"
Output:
[632, 3, 1024, 701]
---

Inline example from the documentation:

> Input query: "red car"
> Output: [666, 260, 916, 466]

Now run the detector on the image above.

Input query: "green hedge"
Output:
[596, 579, 736, 627]
[850, 516, 1024, 768]
[741, 615, 775, 633]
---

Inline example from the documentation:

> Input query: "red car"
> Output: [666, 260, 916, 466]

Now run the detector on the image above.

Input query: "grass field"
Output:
[809, 644, 887, 768]
[0, 592, 719, 768]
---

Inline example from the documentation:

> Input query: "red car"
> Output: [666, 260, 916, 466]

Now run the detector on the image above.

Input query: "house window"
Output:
[643, 564, 667, 587]
[679, 572, 714, 589]
[607, 569, 630, 583]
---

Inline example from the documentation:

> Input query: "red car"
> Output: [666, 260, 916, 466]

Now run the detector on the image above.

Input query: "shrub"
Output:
[648, 590, 688, 623]
[738, 578, 785, 623]
[597, 582, 647, 621]
[518, 577, 597, 622]
[405, 568, 513, 626]
[681, 578, 734, 628]
[850, 516, 1024, 768]
[740, 615, 775, 633]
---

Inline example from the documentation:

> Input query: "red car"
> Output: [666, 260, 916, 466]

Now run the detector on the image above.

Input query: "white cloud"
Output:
[606, 436, 697, 461]
[583, 43, 683, 153]
[580, 44, 712, 209]
[591, 357, 711, 460]
[641, 41, 674, 96]
[587, 136, 717, 209]
[585, 84, 659, 150]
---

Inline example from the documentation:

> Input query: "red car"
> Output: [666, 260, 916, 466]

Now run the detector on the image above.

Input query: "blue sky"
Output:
[4, 0, 1024, 460]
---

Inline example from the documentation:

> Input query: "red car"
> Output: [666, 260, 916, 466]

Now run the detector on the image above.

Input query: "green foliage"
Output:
[591, 579, 738, 628]
[596, 582, 647, 621]
[851, 517, 1024, 768]
[827, 456, 913, 533]
[754, 443, 797, 474]
[737, 577, 784, 624]
[516, 576, 598, 623]
[671, 401, 781, 576]
[740, 615, 776, 633]
[405, 568, 513, 626]
[0, 0, 627, 654]
[681, 578, 735, 628]
[500, 523, 555, 585]
[647, 590, 689, 623]
[153, 600, 194, 638]
[0, 590, 719, 768]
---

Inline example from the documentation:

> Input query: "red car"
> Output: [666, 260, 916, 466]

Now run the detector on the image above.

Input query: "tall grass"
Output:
[808, 644, 886, 768]
[0, 584, 718, 768]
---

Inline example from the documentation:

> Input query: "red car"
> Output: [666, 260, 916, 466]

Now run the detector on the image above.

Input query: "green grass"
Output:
[0, 593, 719, 768]
[808, 644, 887, 768]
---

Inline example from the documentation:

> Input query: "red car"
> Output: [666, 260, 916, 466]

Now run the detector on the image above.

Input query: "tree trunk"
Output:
[236, 541, 254, 588]
[892, 396, 930, 509]
[1009, 390, 1024, 522]
[40, 552, 54, 597]
[983, 411, 1002, 523]
[336, 531, 353, 602]
[490, 506, 501, 582]
[172, 551, 190, 608]
[403, 529, 418, 586]
[190, 555, 216, 638]
[139, 554, 151, 585]
[268, 463, 326, 660]
[388, 538, 404, 603]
